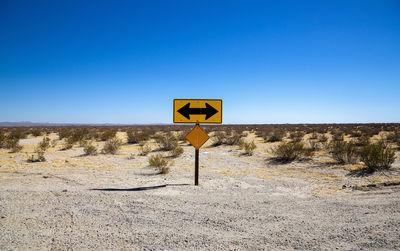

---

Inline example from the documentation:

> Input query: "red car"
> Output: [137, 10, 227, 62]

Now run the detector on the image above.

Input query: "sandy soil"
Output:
[1, 133, 400, 250]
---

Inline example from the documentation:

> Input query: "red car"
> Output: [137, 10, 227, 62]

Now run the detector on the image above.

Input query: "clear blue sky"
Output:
[1, 0, 399, 124]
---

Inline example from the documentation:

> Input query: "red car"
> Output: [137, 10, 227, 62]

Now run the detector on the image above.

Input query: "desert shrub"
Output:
[329, 141, 358, 164]
[176, 130, 189, 142]
[354, 135, 370, 147]
[58, 127, 72, 140]
[265, 130, 285, 142]
[50, 139, 58, 148]
[154, 132, 178, 151]
[0, 131, 6, 148]
[138, 143, 151, 156]
[102, 137, 122, 154]
[309, 132, 318, 140]
[269, 141, 314, 163]
[127, 130, 152, 144]
[318, 135, 328, 143]
[386, 130, 400, 144]
[71, 128, 89, 143]
[331, 130, 344, 141]
[61, 137, 75, 150]
[169, 145, 184, 157]
[148, 154, 169, 168]
[241, 141, 256, 156]
[83, 141, 97, 156]
[37, 137, 51, 152]
[359, 142, 396, 171]
[28, 137, 50, 162]
[211, 131, 243, 147]
[307, 140, 320, 151]
[211, 131, 225, 146]
[224, 131, 243, 146]
[7, 138, 23, 153]
[31, 128, 43, 137]
[289, 131, 305, 142]
[349, 130, 362, 138]
[8, 128, 27, 140]
[99, 129, 117, 141]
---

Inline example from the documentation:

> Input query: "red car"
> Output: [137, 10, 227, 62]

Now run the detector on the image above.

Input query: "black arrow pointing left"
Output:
[178, 103, 218, 120]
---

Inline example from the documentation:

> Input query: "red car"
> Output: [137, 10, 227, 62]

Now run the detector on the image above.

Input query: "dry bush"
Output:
[148, 154, 169, 168]
[211, 131, 243, 147]
[154, 132, 178, 151]
[99, 129, 117, 141]
[127, 130, 151, 144]
[289, 131, 305, 142]
[331, 130, 344, 141]
[269, 141, 314, 163]
[28, 137, 50, 162]
[318, 135, 328, 143]
[37, 137, 51, 152]
[83, 141, 97, 156]
[138, 144, 151, 156]
[329, 141, 358, 164]
[102, 137, 122, 154]
[176, 131, 189, 142]
[8, 129, 27, 140]
[354, 135, 370, 147]
[61, 137, 75, 150]
[307, 140, 320, 151]
[211, 131, 225, 146]
[359, 141, 396, 171]
[224, 131, 243, 146]
[349, 130, 362, 138]
[265, 130, 285, 142]
[58, 127, 72, 140]
[50, 139, 58, 148]
[31, 128, 43, 137]
[241, 141, 256, 156]
[0, 131, 6, 148]
[8, 138, 23, 153]
[169, 145, 184, 157]
[309, 132, 318, 140]
[386, 130, 400, 145]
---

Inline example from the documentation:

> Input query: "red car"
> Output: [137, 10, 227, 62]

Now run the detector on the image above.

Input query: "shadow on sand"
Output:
[89, 183, 190, 192]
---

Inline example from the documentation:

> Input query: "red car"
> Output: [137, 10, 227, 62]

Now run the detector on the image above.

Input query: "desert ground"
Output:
[1, 126, 400, 250]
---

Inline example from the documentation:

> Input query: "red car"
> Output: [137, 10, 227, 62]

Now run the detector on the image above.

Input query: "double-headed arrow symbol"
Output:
[178, 102, 218, 120]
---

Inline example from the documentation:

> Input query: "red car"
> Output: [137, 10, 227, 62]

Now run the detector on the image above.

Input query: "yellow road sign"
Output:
[185, 125, 210, 150]
[173, 99, 222, 124]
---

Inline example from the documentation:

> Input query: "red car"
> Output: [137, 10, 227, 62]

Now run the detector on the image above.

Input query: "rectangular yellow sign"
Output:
[173, 99, 222, 124]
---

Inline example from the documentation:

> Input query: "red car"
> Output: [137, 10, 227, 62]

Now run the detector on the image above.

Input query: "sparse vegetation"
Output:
[264, 129, 285, 142]
[359, 141, 396, 171]
[269, 141, 314, 163]
[211, 131, 243, 147]
[99, 129, 117, 141]
[138, 142, 152, 156]
[169, 145, 184, 157]
[102, 137, 122, 154]
[28, 137, 51, 162]
[83, 141, 97, 156]
[148, 154, 170, 173]
[329, 141, 358, 164]
[241, 141, 257, 156]
[127, 130, 152, 144]
[154, 132, 178, 151]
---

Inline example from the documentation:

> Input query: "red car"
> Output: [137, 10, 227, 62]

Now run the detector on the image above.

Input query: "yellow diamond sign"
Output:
[185, 125, 209, 150]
